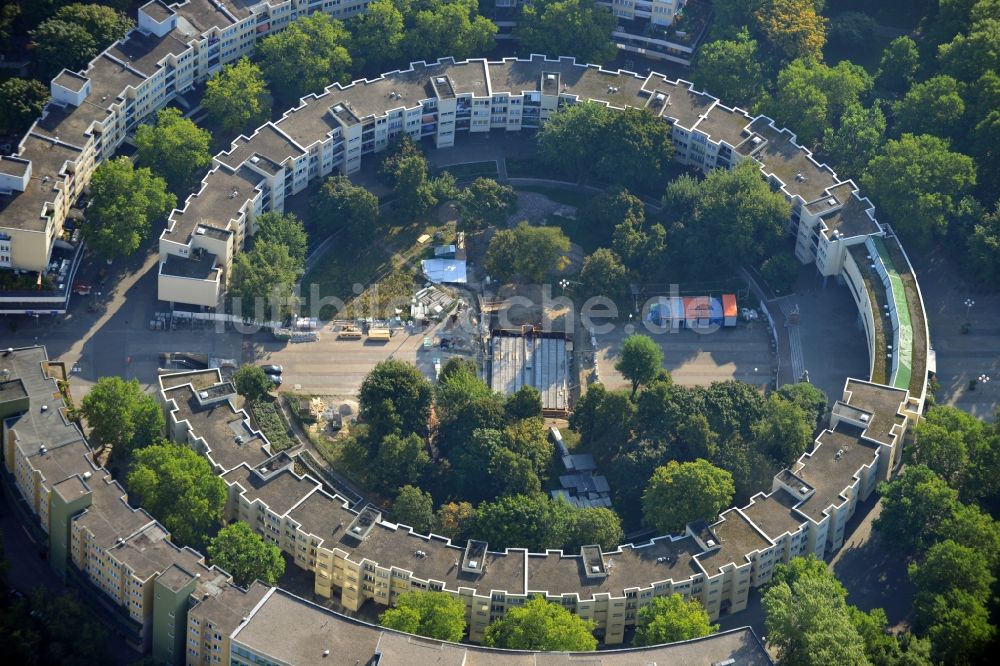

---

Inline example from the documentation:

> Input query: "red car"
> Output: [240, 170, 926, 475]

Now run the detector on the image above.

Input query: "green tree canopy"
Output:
[759, 253, 799, 295]
[233, 365, 274, 403]
[207, 521, 285, 587]
[966, 202, 1000, 287]
[937, 12, 1000, 82]
[54, 3, 133, 46]
[254, 211, 308, 264]
[346, 0, 404, 74]
[483, 595, 597, 651]
[379, 590, 467, 641]
[505, 385, 543, 421]
[484, 222, 570, 283]
[434, 501, 475, 541]
[392, 485, 435, 533]
[30, 4, 133, 80]
[821, 103, 887, 180]
[633, 594, 718, 646]
[374, 432, 430, 493]
[875, 36, 920, 96]
[435, 357, 494, 419]
[399, 0, 497, 64]
[578, 248, 628, 301]
[388, 153, 438, 219]
[83, 157, 175, 260]
[893, 75, 966, 139]
[359, 360, 433, 438]
[642, 459, 735, 534]
[693, 30, 765, 107]
[873, 465, 960, 553]
[514, 0, 617, 65]
[751, 394, 813, 463]
[80, 376, 164, 463]
[615, 334, 664, 397]
[763, 557, 871, 666]
[0, 77, 49, 137]
[257, 12, 351, 102]
[456, 177, 517, 232]
[776, 382, 828, 430]
[135, 107, 213, 194]
[564, 506, 625, 551]
[128, 442, 227, 546]
[312, 174, 381, 241]
[665, 160, 789, 277]
[827, 11, 877, 53]
[861, 134, 977, 248]
[203, 57, 271, 134]
[229, 240, 304, 319]
[537, 103, 674, 193]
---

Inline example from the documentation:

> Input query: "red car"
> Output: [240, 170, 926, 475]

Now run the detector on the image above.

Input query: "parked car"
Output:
[267, 374, 282, 386]
[261, 364, 283, 374]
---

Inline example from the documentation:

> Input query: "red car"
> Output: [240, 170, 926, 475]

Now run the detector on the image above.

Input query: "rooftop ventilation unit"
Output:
[83, 471, 92, 480]
[196, 226, 205, 235]
[706, 539, 716, 548]
[249, 155, 260, 164]
[800, 486, 809, 494]
[827, 198, 837, 206]
[860, 414, 870, 423]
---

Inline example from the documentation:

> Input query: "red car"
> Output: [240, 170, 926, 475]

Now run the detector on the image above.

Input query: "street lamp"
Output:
[970, 374, 990, 391]
[965, 298, 975, 320]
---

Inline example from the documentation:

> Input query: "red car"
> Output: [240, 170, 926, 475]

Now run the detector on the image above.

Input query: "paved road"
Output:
[910, 247, 999, 421]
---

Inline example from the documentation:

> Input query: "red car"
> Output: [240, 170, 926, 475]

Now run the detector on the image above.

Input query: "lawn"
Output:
[249, 400, 295, 451]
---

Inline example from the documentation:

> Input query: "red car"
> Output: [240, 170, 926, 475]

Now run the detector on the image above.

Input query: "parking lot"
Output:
[593, 321, 776, 391]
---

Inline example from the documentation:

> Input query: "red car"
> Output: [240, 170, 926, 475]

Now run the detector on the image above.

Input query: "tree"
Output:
[505, 385, 542, 421]
[565, 507, 624, 551]
[937, 13, 1000, 82]
[437, 394, 506, 456]
[82, 158, 175, 260]
[875, 36, 920, 96]
[693, 30, 764, 107]
[484, 222, 570, 283]
[757, 76, 828, 146]
[80, 376, 163, 462]
[312, 175, 380, 241]
[233, 365, 273, 402]
[939, 502, 1000, 568]
[665, 161, 789, 276]
[399, 0, 497, 64]
[753, 0, 828, 62]
[374, 432, 430, 492]
[203, 58, 271, 134]
[207, 521, 284, 587]
[633, 594, 718, 646]
[579, 185, 644, 250]
[30, 19, 96, 80]
[229, 240, 304, 319]
[472, 494, 561, 551]
[346, 0, 404, 74]
[514, 0, 617, 65]
[435, 501, 475, 541]
[0, 78, 48, 137]
[359, 360, 433, 438]
[676, 414, 720, 462]
[537, 103, 674, 193]
[389, 154, 438, 219]
[435, 358, 493, 419]
[967, 202, 1000, 288]
[922, 589, 995, 665]
[392, 485, 434, 533]
[128, 442, 227, 546]
[578, 248, 627, 301]
[257, 12, 351, 102]
[379, 591, 466, 641]
[776, 382, 827, 430]
[893, 76, 966, 139]
[254, 211, 308, 263]
[456, 178, 517, 232]
[54, 3, 132, 46]
[752, 395, 813, 463]
[642, 460, 735, 534]
[763, 559, 870, 666]
[483, 596, 597, 651]
[759, 253, 799, 295]
[906, 405, 983, 490]
[821, 103, 886, 181]
[135, 107, 212, 194]
[615, 335, 664, 398]
[873, 465, 960, 553]
[862, 134, 977, 248]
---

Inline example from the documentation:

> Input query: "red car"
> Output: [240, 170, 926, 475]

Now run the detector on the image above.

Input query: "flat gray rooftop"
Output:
[164, 384, 268, 472]
[694, 102, 752, 147]
[696, 509, 772, 574]
[740, 489, 808, 542]
[223, 465, 318, 517]
[0, 134, 81, 232]
[844, 379, 907, 446]
[167, 165, 260, 242]
[794, 425, 879, 522]
[743, 117, 839, 203]
[161, 252, 219, 281]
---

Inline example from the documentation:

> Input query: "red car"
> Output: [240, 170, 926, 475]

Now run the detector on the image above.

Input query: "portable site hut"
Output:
[722, 294, 738, 327]
[648, 296, 685, 329]
[683, 296, 724, 329]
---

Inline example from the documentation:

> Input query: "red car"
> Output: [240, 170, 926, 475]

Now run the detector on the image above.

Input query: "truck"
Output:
[366, 327, 391, 342]
[337, 326, 363, 340]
